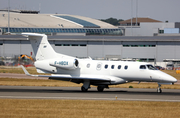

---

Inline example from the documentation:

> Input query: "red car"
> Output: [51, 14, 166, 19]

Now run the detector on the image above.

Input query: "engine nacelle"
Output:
[49, 58, 79, 70]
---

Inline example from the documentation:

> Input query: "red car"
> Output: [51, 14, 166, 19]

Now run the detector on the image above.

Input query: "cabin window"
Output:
[146, 65, 157, 70]
[140, 65, 146, 69]
[118, 65, 121, 69]
[87, 63, 90, 68]
[111, 65, 114, 69]
[105, 64, 108, 69]
[96, 63, 102, 70]
[124, 65, 128, 70]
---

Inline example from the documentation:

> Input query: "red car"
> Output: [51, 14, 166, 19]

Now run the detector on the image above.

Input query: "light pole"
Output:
[136, 0, 138, 26]
[8, 0, 10, 33]
[131, 0, 133, 36]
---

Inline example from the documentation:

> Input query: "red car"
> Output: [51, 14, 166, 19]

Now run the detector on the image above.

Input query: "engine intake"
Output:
[49, 58, 79, 70]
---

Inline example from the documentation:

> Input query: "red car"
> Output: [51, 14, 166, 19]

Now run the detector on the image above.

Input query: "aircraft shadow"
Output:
[0, 87, 179, 96]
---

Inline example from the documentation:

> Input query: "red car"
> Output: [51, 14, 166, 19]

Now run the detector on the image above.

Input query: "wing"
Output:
[21, 65, 111, 82]
[21, 65, 128, 84]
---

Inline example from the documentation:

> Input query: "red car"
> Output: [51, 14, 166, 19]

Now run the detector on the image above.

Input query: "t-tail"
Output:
[20, 33, 72, 60]
[28, 33, 56, 60]
[19, 33, 78, 73]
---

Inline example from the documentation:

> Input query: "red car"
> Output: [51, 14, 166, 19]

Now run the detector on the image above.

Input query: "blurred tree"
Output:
[100, 18, 124, 26]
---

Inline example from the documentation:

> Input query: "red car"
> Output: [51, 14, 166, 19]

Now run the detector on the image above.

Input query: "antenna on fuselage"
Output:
[39, 3, 41, 12]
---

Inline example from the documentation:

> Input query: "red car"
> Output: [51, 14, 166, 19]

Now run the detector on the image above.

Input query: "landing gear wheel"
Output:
[157, 84, 162, 93]
[97, 86, 104, 92]
[81, 86, 88, 92]
[157, 88, 162, 93]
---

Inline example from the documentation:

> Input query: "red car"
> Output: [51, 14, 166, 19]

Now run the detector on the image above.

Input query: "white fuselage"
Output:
[35, 59, 177, 85]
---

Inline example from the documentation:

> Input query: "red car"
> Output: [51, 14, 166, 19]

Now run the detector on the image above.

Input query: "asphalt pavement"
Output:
[0, 86, 180, 102]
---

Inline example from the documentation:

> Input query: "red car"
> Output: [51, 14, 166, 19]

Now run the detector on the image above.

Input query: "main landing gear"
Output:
[81, 85, 107, 92]
[157, 84, 162, 93]
[81, 80, 109, 92]
[97, 85, 109, 92]
[81, 80, 90, 92]
[97, 86, 104, 92]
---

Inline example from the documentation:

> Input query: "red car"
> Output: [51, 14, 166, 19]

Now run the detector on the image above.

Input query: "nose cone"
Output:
[161, 72, 177, 83]
[171, 77, 177, 83]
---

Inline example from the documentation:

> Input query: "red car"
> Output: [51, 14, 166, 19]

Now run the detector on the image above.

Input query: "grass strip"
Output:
[0, 78, 82, 87]
[0, 99, 179, 118]
[0, 66, 38, 74]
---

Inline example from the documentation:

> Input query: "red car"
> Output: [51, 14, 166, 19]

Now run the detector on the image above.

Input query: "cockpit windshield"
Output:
[146, 65, 157, 70]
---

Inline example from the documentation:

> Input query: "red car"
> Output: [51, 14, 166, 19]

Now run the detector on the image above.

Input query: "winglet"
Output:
[20, 65, 49, 77]
[21, 65, 31, 76]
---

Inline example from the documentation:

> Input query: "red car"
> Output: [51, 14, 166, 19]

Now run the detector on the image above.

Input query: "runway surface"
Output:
[0, 86, 180, 102]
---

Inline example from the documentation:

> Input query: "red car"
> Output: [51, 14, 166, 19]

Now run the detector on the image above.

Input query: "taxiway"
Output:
[0, 86, 180, 102]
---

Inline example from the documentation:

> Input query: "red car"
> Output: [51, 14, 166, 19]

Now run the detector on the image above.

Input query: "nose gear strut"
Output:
[157, 84, 162, 93]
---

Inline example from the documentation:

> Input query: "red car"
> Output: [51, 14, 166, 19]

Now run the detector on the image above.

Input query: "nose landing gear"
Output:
[81, 86, 88, 92]
[157, 84, 162, 93]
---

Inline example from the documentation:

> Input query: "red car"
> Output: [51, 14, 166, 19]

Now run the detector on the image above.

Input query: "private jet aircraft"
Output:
[14, 33, 177, 93]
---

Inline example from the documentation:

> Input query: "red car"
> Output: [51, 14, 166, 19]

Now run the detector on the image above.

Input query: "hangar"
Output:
[0, 10, 180, 67]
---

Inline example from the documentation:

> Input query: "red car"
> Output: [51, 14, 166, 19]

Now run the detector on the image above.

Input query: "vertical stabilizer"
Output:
[22, 33, 57, 60]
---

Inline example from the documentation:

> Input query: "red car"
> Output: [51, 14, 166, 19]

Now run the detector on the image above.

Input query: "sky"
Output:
[0, 0, 180, 22]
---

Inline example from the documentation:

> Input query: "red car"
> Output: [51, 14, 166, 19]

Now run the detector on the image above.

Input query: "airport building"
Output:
[0, 10, 122, 35]
[0, 10, 180, 67]
[119, 17, 180, 36]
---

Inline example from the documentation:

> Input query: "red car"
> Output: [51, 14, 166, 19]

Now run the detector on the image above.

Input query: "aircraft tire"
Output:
[81, 86, 88, 92]
[157, 88, 162, 93]
[97, 86, 104, 92]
